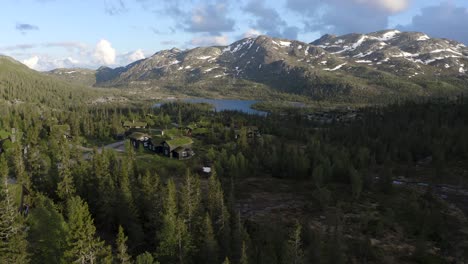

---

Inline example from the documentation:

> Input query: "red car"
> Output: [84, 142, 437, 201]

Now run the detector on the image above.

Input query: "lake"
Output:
[155, 98, 268, 116]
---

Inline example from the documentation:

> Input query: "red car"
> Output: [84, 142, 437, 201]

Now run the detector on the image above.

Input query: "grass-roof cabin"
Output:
[123, 120, 147, 129]
[129, 132, 151, 149]
[161, 136, 194, 159]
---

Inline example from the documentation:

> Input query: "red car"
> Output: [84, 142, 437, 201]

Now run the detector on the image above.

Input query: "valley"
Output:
[2, 29, 468, 264]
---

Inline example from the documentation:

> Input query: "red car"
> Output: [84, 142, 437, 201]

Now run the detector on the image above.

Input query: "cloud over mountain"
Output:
[93, 39, 116, 65]
[286, 0, 411, 34]
[398, 2, 468, 45]
[184, 3, 235, 34]
[244, 0, 299, 39]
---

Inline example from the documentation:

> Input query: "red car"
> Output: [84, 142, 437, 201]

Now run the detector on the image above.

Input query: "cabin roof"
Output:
[164, 136, 193, 149]
[123, 121, 147, 127]
[129, 132, 149, 140]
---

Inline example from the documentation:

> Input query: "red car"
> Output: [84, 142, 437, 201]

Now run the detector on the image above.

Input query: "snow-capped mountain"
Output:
[51, 30, 468, 100]
[312, 30, 468, 77]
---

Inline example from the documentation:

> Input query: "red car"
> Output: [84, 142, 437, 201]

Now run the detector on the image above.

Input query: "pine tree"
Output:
[239, 127, 248, 151]
[63, 196, 111, 263]
[0, 155, 29, 263]
[201, 213, 218, 264]
[239, 241, 249, 264]
[207, 169, 231, 255]
[12, 141, 30, 190]
[286, 221, 304, 264]
[139, 170, 162, 248]
[27, 194, 67, 264]
[158, 179, 179, 259]
[116, 225, 132, 264]
[158, 179, 192, 263]
[56, 133, 75, 201]
[93, 150, 117, 231]
[135, 252, 158, 264]
[228, 154, 238, 178]
[207, 169, 224, 218]
[222, 257, 231, 264]
[181, 170, 202, 234]
[118, 159, 144, 247]
[236, 152, 247, 177]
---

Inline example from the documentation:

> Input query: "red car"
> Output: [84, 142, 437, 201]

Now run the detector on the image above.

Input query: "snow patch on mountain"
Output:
[374, 30, 400, 41]
[324, 63, 347, 71]
[417, 35, 430, 41]
[279, 41, 291, 47]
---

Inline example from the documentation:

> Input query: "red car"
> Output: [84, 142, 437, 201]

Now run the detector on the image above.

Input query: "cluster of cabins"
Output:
[122, 120, 262, 160]
[124, 121, 195, 160]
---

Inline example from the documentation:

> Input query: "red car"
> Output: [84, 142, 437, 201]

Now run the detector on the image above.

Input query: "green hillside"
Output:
[0, 56, 106, 108]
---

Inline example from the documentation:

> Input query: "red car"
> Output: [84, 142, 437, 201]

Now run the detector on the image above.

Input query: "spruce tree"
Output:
[12, 141, 30, 190]
[139, 170, 162, 248]
[207, 169, 231, 256]
[63, 196, 111, 263]
[135, 252, 158, 264]
[158, 179, 192, 263]
[201, 213, 218, 264]
[116, 225, 132, 264]
[0, 155, 29, 263]
[240, 241, 249, 264]
[56, 132, 75, 201]
[158, 179, 178, 259]
[286, 221, 304, 264]
[27, 194, 67, 264]
[118, 159, 144, 247]
[181, 170, 202, 234]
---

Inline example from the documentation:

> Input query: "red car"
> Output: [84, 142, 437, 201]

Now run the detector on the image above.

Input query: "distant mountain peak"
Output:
[43, 29, 468, 101]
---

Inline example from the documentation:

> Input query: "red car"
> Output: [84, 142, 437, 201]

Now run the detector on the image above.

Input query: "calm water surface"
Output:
[155, 98, 268, 116]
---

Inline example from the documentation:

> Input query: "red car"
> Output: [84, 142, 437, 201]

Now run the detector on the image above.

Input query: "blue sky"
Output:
[1, 0, 467, 71]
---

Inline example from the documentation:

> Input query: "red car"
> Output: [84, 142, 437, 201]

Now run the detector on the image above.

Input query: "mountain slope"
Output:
[45, 68, 97, 87]
[69, 30, 468, 101]
[312, 30, 468, 77]
[0, 56, 104, 108]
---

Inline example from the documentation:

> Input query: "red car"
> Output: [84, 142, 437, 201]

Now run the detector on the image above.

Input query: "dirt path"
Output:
[80, 140, 126, 159]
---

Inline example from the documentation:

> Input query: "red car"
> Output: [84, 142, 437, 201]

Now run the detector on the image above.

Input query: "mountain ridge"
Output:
[44, 30, 468, 101]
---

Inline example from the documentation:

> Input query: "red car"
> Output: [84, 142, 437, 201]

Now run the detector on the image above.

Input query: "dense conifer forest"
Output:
[1, 75, 468, 263]
[2, 49, 468, 264]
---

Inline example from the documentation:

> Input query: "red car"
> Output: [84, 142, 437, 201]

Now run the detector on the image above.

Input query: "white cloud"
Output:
[190, 35, 229, 46]
[398, 3, 468, 44]
[22, 56, 39, 69]
[117, 49, 147, 65]
[243, 28, 262, 38]
[128, 49, 145, 62]
[184, 3, 235, 34]
[287, 0, 411, 34]
[354, 0, 409, 13]
[93, 39, 116, 65]
[21, 55, 81, 71]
